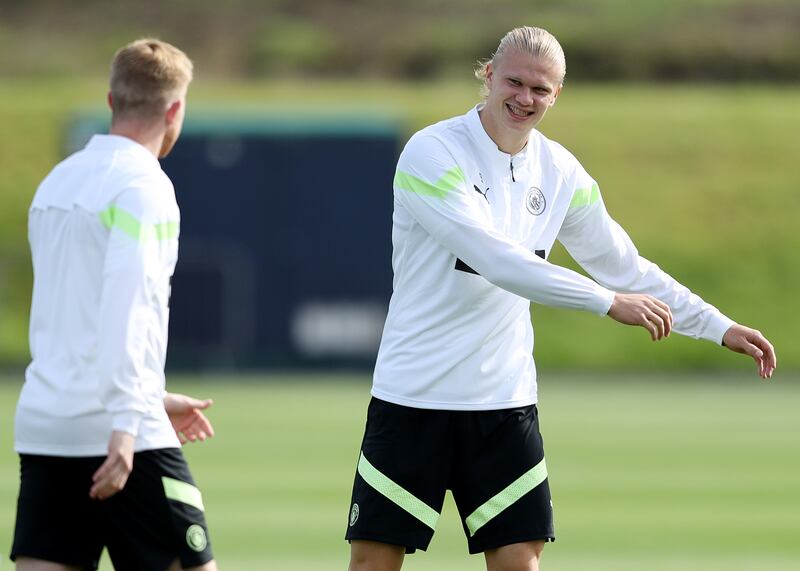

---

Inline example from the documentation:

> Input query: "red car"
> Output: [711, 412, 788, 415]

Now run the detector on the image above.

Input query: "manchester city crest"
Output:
[526, 187, 546, 215]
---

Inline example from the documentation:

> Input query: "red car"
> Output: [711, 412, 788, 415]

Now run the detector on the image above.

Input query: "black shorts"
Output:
[11, 447, 213, 570]
[345, 397, 554, 554]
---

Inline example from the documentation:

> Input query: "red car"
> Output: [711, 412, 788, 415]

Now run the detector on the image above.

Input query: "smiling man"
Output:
[345, 26, 776, 571]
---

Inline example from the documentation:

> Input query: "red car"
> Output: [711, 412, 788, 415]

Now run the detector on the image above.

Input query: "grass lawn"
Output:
[0, 372, 797, 570]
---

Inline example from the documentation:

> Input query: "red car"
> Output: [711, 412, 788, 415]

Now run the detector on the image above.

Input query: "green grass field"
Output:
[1, 373, 797, 570]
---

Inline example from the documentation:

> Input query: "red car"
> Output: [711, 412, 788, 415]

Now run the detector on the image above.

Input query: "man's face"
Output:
[483, 49, 562, 141]
[158, 91, 187, 158]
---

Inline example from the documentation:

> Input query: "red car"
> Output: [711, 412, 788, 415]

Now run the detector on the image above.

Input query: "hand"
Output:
[90, 430, 135, 500]
[607, 293, 673, 341]
[164, 392, 215, 444]
[722, 324, 777, 379]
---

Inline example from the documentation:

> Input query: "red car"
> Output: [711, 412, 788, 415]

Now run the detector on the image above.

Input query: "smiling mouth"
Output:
[506, 103, 534, 119]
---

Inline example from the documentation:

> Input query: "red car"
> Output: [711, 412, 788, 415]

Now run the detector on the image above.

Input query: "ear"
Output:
[549, 84, 563, 107]
[107, 91, 114, 111]
[485, 62, 494, 89]
[165, 99, 182, 124]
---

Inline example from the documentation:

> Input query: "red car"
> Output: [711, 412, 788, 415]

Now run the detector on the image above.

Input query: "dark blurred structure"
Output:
[69, 112, 400, 369]
[3, 0, 800, 82]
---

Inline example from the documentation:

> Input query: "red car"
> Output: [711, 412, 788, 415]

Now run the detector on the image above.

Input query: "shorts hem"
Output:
[345, 532, 430, 554]
[9, 550, 97, 571]
[468, 533, 556, 555]
[179, 553, 215, 569]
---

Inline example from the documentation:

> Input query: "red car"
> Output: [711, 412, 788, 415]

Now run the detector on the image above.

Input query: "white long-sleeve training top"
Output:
[15, 134, 181, 456]
[371, 105, 734, 410]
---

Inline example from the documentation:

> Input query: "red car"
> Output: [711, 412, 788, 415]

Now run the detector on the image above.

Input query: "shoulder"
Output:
[531, 130, 585, 175]
[114, 171, 176, 219]
[399, 115, 468, 172]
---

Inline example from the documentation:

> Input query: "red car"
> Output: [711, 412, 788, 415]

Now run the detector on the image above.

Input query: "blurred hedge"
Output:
[1, 0, 799, 81]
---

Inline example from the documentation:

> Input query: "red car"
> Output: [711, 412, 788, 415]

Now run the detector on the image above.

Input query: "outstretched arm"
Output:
[164, 392, 215, 444]
[722, 324, 777, 379]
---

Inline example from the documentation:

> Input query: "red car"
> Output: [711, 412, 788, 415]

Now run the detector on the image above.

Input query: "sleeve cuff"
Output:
[590, 287, 616, 317]
[704, 313, 736, 346]
[111, 411, 144, 437]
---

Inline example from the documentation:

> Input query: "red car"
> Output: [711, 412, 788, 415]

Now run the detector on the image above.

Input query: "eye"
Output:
[508, 78, 522, 87]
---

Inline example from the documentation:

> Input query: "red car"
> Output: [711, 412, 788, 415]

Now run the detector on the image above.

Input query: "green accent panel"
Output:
[357, 452, 440, 530]
[569, 182, 601, 208]
[162, 476, 205, 512]
[98, 206, 179, 242]
[465, 458, 548, 536]
[394, 166, 466, 199]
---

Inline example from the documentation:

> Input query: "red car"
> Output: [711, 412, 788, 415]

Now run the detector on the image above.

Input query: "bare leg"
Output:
[484, 540, 546, 571]
[15, 558, 81, 571]
[349, 540, 405, 571]
[166, 558, 219, 570]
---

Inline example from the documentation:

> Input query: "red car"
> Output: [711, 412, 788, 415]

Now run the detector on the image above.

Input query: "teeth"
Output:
[507, 104, 532, 117]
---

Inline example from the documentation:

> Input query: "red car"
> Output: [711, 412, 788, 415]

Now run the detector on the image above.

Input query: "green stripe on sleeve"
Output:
[569, 182, 601, 208]
[394, 166, 466, 199]
[357, 452, 440, 530]
[162, 476, 205, 512]
[465, 458, 548, 536]
[99, 206, 179, 242]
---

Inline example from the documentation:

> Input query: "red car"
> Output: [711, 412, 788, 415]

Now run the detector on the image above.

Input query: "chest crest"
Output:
[525, 186, 546, 216]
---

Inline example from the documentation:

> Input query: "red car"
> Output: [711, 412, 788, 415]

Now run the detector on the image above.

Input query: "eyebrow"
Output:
[506, 74, 553, 91]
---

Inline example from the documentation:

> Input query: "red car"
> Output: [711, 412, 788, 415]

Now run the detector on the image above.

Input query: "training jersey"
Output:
[371, 105, 735, 410]
[15, 134, 181, 456]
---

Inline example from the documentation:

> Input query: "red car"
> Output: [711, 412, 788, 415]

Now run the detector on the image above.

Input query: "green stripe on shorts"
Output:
[162, 476, 205, 512]
[465, 458, 548, 536]
[357, 452, 440, 530]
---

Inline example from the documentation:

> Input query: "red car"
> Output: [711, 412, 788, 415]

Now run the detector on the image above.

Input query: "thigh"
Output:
[11, 455, 105, 570]
[451, 405, 555, 554]
[345, 398, 453, 554]
[484, 540, 546, 571]
[101, 448, 214, 571]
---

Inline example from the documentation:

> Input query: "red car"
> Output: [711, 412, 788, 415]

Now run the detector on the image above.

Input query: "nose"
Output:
[516, 87, 534, 106]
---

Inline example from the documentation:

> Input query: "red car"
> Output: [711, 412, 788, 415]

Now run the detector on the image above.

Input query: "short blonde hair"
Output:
[475, 27, 566, 98]
[110, 38, 193, 120]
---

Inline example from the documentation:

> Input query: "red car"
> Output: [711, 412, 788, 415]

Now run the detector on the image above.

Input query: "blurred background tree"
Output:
[1, 0, 799, 81]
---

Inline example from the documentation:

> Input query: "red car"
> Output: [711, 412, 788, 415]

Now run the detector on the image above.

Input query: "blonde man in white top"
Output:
[11, 39, 219, 571]
[345, 27, 776, 571]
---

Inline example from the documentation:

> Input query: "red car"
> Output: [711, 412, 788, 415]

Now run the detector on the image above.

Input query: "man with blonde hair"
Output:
[10, 39, 219, 571]
[346, 26, 775, 570]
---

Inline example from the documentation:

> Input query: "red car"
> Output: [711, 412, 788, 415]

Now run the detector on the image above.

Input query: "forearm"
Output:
[96, 268, 151, 436]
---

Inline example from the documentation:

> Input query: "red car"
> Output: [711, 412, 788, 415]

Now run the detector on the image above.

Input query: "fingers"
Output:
[750, 335, 777, 379]
[609, 293, 673, 341]
[90, 455, 132, 500]
[726, 326, 778, 380]
[185, 397, 213, 410]
[741, 340, 771, 379]
[643, 298, 672, 341]
[177, 410, 215, 444]
[651, 298, 673, 337]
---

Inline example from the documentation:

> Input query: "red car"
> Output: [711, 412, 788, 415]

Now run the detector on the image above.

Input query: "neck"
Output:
[478, 107, 528, 155]
[109, 119, 165, 158]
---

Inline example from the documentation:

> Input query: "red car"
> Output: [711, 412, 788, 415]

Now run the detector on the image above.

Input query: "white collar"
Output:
[465, 104, 533, 163]
[86, 134, 161, 169]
